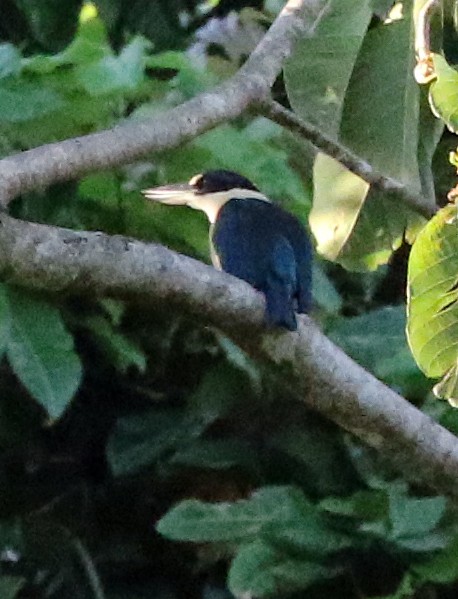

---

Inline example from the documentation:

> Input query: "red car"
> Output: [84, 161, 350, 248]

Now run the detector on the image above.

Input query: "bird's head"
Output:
[142, 169, 269, 223]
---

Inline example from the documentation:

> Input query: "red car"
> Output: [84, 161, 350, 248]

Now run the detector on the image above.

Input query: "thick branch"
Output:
[1, 213, 458, 497]
[260, 100, 437, 218]
[0, 0, 327, 206]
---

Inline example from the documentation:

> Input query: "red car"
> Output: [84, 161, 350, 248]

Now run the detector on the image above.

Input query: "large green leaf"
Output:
[429, 53, 458, 133]
[407, 204, 458, 404]
[311, 154, 425, 270]
[340, 5, 420, 189]
[284, 0, 372, 138]
[5, 288, 82, 419]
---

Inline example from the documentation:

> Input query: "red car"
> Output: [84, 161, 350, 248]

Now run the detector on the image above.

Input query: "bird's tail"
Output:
[264, 279, 297, 331]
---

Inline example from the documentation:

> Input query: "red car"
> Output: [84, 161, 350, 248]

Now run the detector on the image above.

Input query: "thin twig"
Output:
[259, 99, 437, 219]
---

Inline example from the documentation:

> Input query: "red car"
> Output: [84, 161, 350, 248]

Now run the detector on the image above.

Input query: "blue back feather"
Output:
[212, 198, 312, 330]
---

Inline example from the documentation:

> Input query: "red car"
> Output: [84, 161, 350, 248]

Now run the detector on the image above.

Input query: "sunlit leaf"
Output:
[407, 204, 458, 404]
[340, 10, 420, 189]
[429, 53, 458, 133]
[311, 153, 369, 262]
[311, 154, 425, 270]
[284, 0, 372, 138]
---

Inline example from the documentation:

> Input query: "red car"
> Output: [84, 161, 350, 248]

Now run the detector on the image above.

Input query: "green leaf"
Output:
[228, 539, 333, 598]
[158, 486, 319, 543]
[311, 155, 425, 270]
[0, 44, 21, 79]
[312, 263, 342, 313]
[5, 288, 82, 419]
[213, 333, 262, 392]
[188, 364, 256, 423]
[320, 489, 388, 521]
[0, 82, 64, 123]
[407, 204, 458, 403]
[270, 420, 355, 495]
[0, 576, 25, 599]
[340, 10, 420, 189]
[107, 408, 205, 477]
[284, 0, 372, 138]
[311, 153, 369, 262]
[22, 15, 109, 74]
[84, 315, 146, 373]
[106, 371, 234, 476]
[413, 535, 458, 583]
[388, 488, 446, 539]
[329, 306, 427, 394]
[76, 36, 150, 95]
[266, 511, 352, 556]
[417, 86, 444, 201]
[429, 53, 458, 133]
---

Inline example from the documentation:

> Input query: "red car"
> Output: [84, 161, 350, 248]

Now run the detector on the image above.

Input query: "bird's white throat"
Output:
[188, 188, 270, 223]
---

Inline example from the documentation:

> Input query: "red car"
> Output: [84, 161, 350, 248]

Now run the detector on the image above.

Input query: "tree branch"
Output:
[259, 100, 437, 219]
[0, 0, 328, 206]
[1, 213, 458, 497]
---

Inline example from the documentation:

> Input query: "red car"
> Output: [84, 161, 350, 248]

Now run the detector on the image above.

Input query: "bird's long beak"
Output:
[142, 183, 196, 205]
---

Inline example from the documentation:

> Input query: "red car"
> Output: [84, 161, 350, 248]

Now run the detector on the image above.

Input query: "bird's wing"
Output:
[264, 235, 298, 330]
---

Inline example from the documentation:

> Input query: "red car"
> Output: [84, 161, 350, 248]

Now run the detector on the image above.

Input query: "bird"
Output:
[142, 169, 312, 331]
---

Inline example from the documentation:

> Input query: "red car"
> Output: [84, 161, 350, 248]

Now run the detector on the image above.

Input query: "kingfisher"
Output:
[142, 170, 312, 331]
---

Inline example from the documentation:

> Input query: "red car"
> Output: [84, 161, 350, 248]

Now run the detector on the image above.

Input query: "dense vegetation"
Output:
[0, 0, 458, 598]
